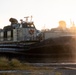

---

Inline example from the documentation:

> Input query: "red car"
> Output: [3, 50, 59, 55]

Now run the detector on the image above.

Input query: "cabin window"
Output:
[27, 24, 34, 28]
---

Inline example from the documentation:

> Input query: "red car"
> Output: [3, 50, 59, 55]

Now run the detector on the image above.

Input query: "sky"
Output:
[0, 0, 76, 30]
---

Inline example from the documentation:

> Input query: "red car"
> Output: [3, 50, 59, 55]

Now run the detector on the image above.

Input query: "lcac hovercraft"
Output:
[0, 16, 43, 53]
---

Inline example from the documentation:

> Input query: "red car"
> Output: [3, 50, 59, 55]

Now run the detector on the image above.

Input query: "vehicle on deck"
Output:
[0, 16, 43, 52]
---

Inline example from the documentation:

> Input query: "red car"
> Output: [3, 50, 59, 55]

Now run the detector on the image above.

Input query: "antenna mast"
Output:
[30, 16, 33, 22]
[24, 16, 29, 22]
